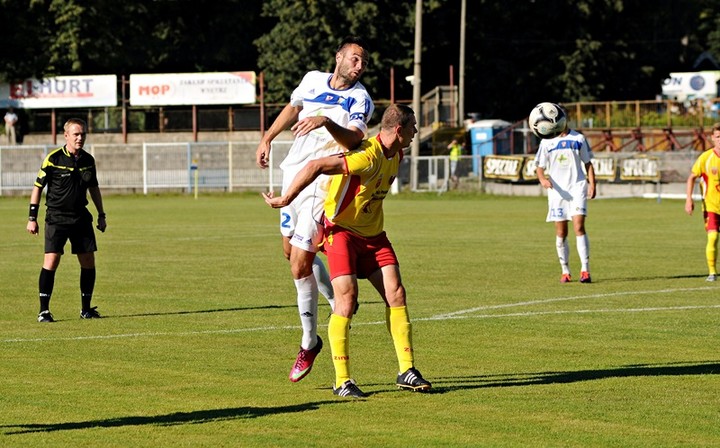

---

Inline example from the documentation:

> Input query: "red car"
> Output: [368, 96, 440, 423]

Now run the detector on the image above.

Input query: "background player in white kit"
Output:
[535, 114, 596, 283]
[255, 36, 374, 382]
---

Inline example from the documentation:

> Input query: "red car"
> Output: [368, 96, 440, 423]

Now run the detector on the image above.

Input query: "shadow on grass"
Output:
[106, 300, 384, 319]
[429, 361, 720, 394]
[603, 273, 710, 282]
[1, 400, 342, 435]
[109, 304, 295, 319]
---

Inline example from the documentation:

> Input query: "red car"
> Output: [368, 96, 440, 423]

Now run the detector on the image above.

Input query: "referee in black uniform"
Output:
[26, 118, 107, 322]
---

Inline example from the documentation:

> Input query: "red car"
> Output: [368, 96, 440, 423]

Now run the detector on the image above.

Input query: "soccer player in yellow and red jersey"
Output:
[255, 36, 374, 383]
[262, 104, 431, 398]
[686, 122, 720, 282]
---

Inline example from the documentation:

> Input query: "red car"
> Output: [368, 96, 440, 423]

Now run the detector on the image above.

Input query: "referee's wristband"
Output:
[29, 204, 39, 222]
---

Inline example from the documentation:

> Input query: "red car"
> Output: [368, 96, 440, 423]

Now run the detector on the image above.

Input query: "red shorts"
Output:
[704, 212, 720, 232]
[321, 224, 399, 280]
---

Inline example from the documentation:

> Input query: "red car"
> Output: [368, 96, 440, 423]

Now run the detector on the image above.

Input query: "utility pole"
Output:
[410, 0, 422, 191]
[459, 0, 466, 129]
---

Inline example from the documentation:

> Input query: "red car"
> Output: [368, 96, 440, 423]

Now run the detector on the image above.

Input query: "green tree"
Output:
[254, 0, 425, 105]
[0, 0, 54, 81]
[3, 0, 720, 124]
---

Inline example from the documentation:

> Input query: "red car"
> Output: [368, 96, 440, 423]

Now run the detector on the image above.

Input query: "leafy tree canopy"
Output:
[1, 0, 719, 121]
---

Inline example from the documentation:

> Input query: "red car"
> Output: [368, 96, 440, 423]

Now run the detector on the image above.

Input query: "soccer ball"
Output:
[528, 102, 567, 139]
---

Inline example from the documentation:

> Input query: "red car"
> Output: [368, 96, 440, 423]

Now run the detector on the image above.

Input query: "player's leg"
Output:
[328, 273, 359, 393]
[313, 255, 334, 311]
[547, 192, 571, 282]
[366, 239, 431, 392]
[77, 252, 101, 318]
[38, 253, 61, 322]
[704, 212, 718, 281]
[572, 214, 591, 283]
[289, 244, 320, 347]
[367, 266, 431, 392]
[37, 223, 67, 322]
[322, 228, 365, 397]
[554, 221, 571, 282]
[285, 194, 327, 382]
[368, 264, 413, 369]
[72, 221, 101, 318]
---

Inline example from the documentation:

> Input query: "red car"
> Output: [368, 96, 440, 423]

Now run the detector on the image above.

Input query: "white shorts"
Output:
[546, 180, 588, 222]
[279, 175, 328, 253]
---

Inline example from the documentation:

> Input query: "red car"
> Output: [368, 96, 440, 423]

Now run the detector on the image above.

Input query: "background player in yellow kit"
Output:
[686, 122, 720, 282]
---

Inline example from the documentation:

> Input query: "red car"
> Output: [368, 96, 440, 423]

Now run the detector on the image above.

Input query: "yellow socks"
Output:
[387, 306, 414, 373]
[329, 306, 415, 387]
[328, 314, 351, 388]
[707, 231, 718, 275]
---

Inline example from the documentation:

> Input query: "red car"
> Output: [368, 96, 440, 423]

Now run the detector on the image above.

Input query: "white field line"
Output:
[429, 286, 716, 319]
[3, 287, 718, 344]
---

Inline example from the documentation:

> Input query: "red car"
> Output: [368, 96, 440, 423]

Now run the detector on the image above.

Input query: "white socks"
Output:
[312, 256, 335, 311]
[556, 236, 570, 274]
[556, 235, 590, 274]
[576, 234, 590, 272]
[294, 275, 318, 350]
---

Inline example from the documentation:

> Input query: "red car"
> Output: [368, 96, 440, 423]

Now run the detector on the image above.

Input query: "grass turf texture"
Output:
[0, 192, 718, 447]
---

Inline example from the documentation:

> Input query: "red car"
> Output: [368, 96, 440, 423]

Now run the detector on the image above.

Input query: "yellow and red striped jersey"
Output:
[324, 135, 402, 237]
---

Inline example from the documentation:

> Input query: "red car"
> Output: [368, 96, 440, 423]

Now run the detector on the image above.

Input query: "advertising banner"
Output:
[619, 156, 660, 181]
[129, 72, 256, 106]
[483, 156, 526, 181]
[661, 71, 720, 101]
[591, 157, 617, 181]
[0, 75, 118, 108]
[491, 155, 621, 182]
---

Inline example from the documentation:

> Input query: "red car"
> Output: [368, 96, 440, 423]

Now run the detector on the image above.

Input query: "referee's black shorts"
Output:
[44, 221, 97, 254]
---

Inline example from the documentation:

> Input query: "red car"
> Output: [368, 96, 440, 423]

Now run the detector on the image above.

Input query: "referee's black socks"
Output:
[38, 268, 55, 312]
[80, 268, 96, 310]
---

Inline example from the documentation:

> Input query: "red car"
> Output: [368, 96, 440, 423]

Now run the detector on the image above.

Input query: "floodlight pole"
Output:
[410, 0, 422, 191]
[459, 0, 466, 129]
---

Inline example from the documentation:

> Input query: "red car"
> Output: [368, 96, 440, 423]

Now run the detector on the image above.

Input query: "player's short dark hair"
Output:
[337, 36, 368, 53]
[381, 104, 415, 129]
[712, 122, 720, 133]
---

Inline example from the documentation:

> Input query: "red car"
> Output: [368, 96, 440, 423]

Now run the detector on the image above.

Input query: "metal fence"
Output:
[0, 141, 293, 195]
[0, 142, 697, 197]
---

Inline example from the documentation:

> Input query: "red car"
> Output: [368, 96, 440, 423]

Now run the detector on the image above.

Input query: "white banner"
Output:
[0, 75, 118, 108]
[661, 71, 720, 101]
[130, 72, 256, 106]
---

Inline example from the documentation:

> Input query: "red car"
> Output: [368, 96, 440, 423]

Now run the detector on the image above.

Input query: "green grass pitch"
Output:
[1, 192, 718, 447]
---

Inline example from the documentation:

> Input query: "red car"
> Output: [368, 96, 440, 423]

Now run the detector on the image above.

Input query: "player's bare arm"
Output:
[262, 154, 347, 208]
[255, 104, 301, 169]
[536, 167, 553, 189]
[89, 186, 107, 232]
[291, 116, 365, 151]
[586, 162, 597, 199]
[685, 173, 698, 215]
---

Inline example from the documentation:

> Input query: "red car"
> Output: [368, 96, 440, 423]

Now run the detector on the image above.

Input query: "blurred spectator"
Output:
[4, 107, 18, 144]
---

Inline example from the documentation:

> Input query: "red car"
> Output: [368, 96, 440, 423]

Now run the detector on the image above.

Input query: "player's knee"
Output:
[386, 285, 407, 307]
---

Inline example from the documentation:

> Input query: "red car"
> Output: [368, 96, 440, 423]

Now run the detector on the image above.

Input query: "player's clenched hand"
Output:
[256, 141, 271, 169]
[27, 220, 39, 235]
[261, 191, 288, 208]
[539, 178, 553, 190]
[96, 216, 107, 233]
[291, 116, 328, 137]
[685, 200, 694, 215]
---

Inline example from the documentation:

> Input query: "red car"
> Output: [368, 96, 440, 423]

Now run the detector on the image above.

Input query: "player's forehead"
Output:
[341, 44, 369, 62]
[66, 123, 86, 134]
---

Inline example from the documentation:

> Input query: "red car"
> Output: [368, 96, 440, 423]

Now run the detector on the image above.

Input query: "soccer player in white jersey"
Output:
[534, 112, 596, 284]
[255, 36, 374, 382]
